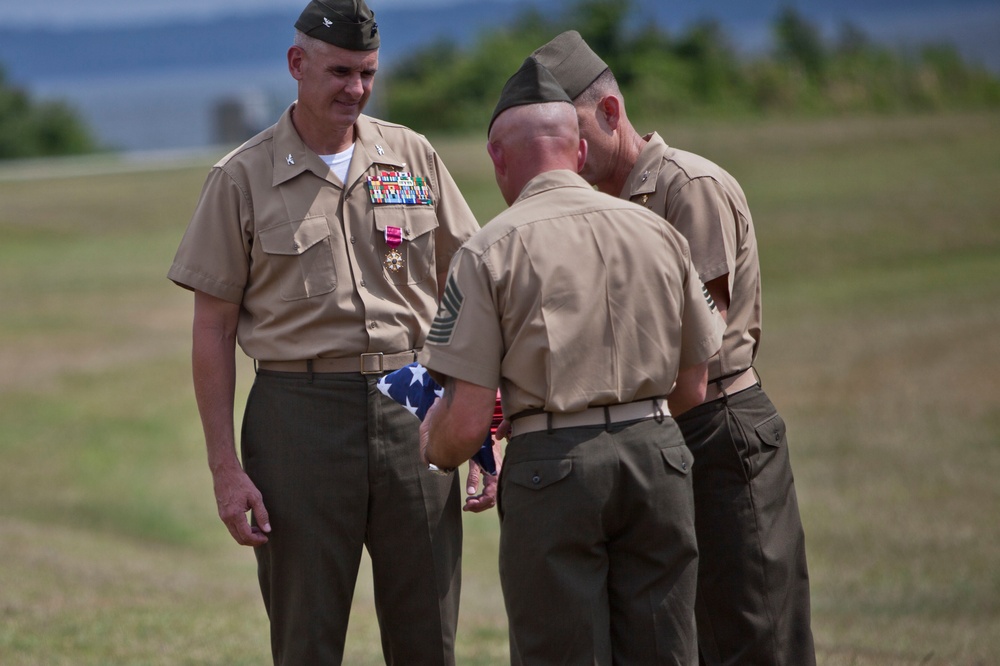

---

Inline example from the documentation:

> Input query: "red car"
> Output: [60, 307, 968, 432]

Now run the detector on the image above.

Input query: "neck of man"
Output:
[291, 103, 356, 156]
[608, 124, 647, 196]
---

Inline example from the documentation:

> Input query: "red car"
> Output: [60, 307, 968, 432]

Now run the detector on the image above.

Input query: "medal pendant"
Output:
[385, 249, 404, 272]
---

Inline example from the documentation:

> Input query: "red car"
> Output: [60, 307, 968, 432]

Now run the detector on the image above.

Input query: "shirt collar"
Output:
[621, 131, 667, 198]
[515, 169, 593, 204]
[272, 108, 409, 188]
[272, 104, 330, 187]
[347, 116, 407, 185]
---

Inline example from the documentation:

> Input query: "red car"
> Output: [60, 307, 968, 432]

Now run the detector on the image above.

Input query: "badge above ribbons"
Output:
[376, 363, 500, 475]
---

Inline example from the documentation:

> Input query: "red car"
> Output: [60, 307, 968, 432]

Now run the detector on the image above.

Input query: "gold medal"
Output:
[385, 249, 404, 272]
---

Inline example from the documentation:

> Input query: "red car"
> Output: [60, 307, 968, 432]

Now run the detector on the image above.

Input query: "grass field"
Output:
[1, 112, 998, 665]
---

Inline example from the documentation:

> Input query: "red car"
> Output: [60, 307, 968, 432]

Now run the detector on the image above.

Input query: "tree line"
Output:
[2, 1, 999, 158]
[383, 0, 1000, 133]
[0, 68, 97, 160]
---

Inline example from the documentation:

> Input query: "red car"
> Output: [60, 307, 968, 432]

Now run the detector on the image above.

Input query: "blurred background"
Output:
[2, 1, 999, 664]
[1, 0, 999, 156]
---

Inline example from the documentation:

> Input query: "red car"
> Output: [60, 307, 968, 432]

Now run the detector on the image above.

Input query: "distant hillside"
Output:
[0, 3, 544, 84]
[4, 0, 999, 86]
[2, 0, 997, 152]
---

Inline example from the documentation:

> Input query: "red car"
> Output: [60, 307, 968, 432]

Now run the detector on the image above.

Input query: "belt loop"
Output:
[306, 359, 314, 384]
[546, 412, 554, 435]
[253, 358, 259, 375]
[716, 377, 729, 405]
[653, 398, 665, 423]
[603, 405, 611, 431]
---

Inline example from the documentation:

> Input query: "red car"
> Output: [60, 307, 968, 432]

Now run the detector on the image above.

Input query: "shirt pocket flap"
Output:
[259, 215, 331, 256]
[661, 445, 692, 475]
[373, 205, 439, 240]
[754, 413, 786, 449]
[506, 459, 573, 491]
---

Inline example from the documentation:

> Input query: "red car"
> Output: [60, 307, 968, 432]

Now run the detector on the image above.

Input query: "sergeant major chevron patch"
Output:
[427, 274, 463, 345]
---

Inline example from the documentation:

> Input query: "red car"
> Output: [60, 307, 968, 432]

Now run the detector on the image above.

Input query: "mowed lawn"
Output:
[0, 112, 997, 665]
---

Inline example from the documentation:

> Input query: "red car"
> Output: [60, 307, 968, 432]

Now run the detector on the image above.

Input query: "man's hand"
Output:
[418, 402, 439, 469]
[212, 462, 271, 547]
[192, 291, 268, 546]
[463, 438, 503, 513]
[494, 418, 511, 440]
[422, 376, 497, 470]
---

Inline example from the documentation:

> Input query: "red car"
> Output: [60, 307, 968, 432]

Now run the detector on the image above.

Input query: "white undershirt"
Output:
[320, 144, 355, 184]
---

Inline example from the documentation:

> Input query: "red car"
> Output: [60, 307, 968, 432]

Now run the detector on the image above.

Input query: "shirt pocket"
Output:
[258, 215, 337, 301]
[373, 205, 439, 285]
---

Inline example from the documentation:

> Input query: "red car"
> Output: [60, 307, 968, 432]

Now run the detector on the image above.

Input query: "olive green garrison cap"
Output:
[531, 30, 609, 100]
[295, 0, 380, 51]
[488, 57, 573, 135]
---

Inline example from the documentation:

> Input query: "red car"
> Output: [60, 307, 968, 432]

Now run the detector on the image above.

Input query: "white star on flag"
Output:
[402, 396, 419, 417]
[376, 362, 498, 474]
[409, 364, 427, 386]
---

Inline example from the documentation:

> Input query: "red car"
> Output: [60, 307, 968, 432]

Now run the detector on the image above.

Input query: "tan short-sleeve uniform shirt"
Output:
[168, 106, 479, 361]
[623, 132, 762, 382]
[420, 170, 723, 417]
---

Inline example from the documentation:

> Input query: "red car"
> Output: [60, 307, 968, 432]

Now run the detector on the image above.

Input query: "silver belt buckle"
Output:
[360, 352, 385, 375]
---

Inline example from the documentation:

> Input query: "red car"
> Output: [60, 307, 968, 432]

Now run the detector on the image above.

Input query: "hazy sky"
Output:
[6, 0, 992, 29]
[0, 0, 519, 28]
[4, 0, 998, 72]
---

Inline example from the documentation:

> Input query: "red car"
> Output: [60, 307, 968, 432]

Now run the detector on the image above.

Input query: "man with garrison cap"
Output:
[167, 0, 485, 662]
[533, 30, 816, 665]
[418, 56, 724, 664]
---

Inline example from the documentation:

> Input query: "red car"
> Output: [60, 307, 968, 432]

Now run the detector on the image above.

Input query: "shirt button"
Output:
[360, 280, 366, 288]
[370, 322, 377, 329]
[350, 236, 356, 244]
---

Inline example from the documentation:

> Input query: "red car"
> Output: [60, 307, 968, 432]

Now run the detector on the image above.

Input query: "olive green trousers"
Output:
[242, 370, 462, 665]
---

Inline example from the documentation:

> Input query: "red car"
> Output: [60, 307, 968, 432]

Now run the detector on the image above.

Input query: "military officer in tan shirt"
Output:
[533, 30, 816, 666]
[167, 1, 482, 663]
[418, 57, 724, 665]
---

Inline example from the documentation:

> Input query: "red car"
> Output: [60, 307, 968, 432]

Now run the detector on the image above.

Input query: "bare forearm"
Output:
[426, 407, 490, 470]
[668, 361, 708, 417]
[424, 377, 496, 469]
[193, 339, 238, 468]
[192, 292, 241, 473]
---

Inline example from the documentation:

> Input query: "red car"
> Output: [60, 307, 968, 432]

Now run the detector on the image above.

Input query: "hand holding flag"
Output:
[377, 363, 499, 474]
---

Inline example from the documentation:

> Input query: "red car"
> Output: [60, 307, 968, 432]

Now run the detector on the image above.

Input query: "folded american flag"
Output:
[376, 363, 498, 474]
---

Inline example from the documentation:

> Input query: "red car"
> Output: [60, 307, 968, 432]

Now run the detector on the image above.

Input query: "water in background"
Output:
[18, 1, 1000, 155]
[34, 66, 297, 154]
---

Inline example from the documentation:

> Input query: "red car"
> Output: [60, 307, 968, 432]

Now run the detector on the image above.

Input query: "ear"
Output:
[487, 140, 505, 176]
[599, 95, 622, 131]
[576, 138, 588, 174]
[288, 45, 305, 81]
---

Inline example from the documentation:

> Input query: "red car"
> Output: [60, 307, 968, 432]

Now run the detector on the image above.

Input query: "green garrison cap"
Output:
[488, 57, 573, 135]
[531, 30, 609, 100]
[294, 0, 379, 51]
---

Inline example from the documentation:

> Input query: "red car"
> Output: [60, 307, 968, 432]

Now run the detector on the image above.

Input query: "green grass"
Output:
[1, 112, 998, 664]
